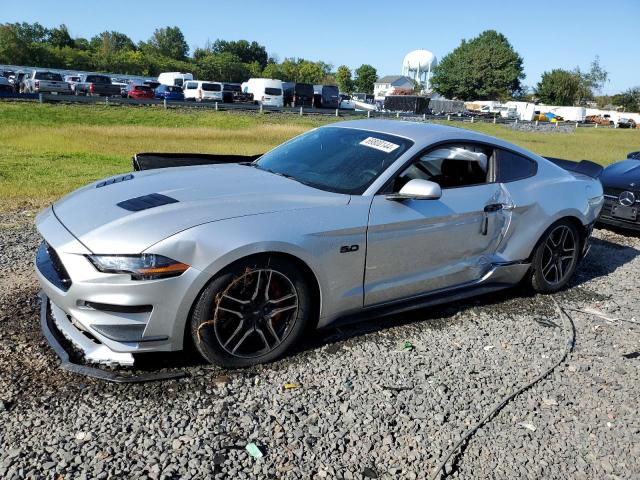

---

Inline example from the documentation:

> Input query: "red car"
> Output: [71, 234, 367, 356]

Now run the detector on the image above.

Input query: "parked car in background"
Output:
[184, 80, 224, 102]
[339, 93, 356, 110]
[75, 74, 121, 97]
[313, 84, 340, 108]
[23, 70, 71, 95]
[1, 70, 14, 79]
[246, 78, 284, 107]
[64, 75, 81, 93]
[12, 70, 30, 93]
[155, 84, 184, 101]
[617, 117, 637, 129]
[222, 83, 253, 103]
[598, 154, 640, 231]
[125, 84, 155, 100]
[143, 80, 161, 90]
[292, 83, 314, 107]
[0, 77, 13, 93]
[282, 82, 295, 107]
[158, 72, 193, 88]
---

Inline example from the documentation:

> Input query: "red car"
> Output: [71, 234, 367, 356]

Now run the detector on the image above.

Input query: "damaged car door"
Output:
[364, 144, 513, 306]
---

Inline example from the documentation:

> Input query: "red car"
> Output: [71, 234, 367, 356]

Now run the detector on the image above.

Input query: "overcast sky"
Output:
[3, 0, 639, 94]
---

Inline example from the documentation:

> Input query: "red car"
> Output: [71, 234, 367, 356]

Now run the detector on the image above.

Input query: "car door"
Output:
[364, 143, 513, 307]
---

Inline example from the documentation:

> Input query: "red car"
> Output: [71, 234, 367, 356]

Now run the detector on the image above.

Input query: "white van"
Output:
[158, 72, 193, 88]
[246, 78, 283, 107]
[183, 80, 223, 102]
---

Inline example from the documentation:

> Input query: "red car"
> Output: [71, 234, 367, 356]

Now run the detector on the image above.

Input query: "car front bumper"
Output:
[34, 207, 202, 366]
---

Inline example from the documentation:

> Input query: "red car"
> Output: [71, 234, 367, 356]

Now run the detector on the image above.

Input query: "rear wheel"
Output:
[190, 256, 312, 368]
[530, 220, 581, 293]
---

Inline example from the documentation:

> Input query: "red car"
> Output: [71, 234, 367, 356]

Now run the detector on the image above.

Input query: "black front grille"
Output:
[603, 186, 639, 198]
[36, 242, 72, 291]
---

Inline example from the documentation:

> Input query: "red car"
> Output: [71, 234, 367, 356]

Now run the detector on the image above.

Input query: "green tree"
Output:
[47, 24, 74, 48]
[432, 30, 524, 100]
[297, 61, 324, 84]
[0, 24, 30, 64]
[335, 65, 353, 93]
[195, 52, 249, 82]
[143, 26, 189, 60]
[262, 62, 285, 80]
[536, 69, 582, 105]
[211, 39, 268, 69]
[90, 31, 135, 56]
[611, 87, 640, 112]
[354, 64, 377, 94]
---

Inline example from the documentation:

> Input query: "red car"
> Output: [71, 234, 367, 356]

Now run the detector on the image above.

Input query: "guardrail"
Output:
[1, 92, 636, 130]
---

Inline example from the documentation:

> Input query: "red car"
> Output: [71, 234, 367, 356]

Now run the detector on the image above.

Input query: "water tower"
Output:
[402, 49, 437, 92]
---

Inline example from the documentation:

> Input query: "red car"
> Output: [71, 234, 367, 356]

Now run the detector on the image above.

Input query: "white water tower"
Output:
[402, 49, 437, 92]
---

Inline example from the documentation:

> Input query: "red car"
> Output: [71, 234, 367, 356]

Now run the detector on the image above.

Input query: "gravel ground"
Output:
[0, 210, 638, 480]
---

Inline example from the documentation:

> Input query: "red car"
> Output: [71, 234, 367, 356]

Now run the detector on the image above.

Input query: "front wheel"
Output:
[190, 256, 312, 368]
[529, 220, 581, 293]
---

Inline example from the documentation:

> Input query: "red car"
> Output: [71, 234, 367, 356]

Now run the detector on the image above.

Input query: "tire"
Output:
[529, 220, 582, 293]
[190, 255, 313, 368]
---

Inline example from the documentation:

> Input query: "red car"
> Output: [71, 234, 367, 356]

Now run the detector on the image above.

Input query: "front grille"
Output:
[603, 186, 640, 198]
[36, 241, 72, 291]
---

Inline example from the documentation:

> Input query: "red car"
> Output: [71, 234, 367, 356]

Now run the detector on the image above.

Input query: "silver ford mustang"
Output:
[35, 120, 604, 369]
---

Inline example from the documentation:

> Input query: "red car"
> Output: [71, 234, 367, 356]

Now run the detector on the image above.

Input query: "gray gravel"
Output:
[1, 210, 638, 479]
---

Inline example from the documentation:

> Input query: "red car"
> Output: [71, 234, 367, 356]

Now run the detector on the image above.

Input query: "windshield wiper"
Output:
[252, 165, 311, 187]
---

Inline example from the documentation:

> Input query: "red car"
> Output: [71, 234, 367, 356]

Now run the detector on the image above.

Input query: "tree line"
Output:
[0, 22, 379, 93]
[431, 30, 638, 111]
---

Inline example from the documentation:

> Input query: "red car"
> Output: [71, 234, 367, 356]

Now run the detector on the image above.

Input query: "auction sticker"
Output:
[359, 137, 400, 153]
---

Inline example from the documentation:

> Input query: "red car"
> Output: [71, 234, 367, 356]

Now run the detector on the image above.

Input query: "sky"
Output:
[2, 0, 639, 94]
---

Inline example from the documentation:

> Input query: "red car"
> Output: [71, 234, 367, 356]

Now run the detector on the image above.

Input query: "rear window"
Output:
[323, 86, 339, 97]
[496, 149, 537, 182]
[134, 85, 152, 92]
[35, 72, 63, 81]
[86, 75, 110, 84]
[201, 83, 221, 92]
[265, 87, 282, 96]
[168, 86, 183, 93]
[185, 82, 197, 90]
[174, 78, 184, 87]
[223, 84, 241, 92]
[295, 83, 314, 95]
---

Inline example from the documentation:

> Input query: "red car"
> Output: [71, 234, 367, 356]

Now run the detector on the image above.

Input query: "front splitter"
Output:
[38, 292, 187, 384]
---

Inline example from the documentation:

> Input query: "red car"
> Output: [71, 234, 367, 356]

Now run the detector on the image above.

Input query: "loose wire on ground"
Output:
[428, 298, 576, 480]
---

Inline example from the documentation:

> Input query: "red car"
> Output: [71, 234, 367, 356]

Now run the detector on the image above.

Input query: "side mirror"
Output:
[386, 179, 442, 201]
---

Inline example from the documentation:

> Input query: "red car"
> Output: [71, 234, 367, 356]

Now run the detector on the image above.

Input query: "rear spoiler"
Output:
[132, 152, 263, 171]
[628, 151, 640, 160]
[544, 157, 603, 179]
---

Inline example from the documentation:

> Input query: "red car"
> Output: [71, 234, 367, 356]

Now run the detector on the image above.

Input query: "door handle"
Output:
[484, 203, 503, 212]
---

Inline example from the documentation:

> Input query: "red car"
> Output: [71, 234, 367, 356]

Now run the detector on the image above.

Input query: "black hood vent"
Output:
[117, 193, 179, 212]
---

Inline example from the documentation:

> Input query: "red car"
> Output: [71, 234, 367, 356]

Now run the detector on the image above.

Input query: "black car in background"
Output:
[292, 83, 314, 107]
[598, 152, 640, 231]
[313, 84, 339, 109]
[222, 83, 253, 103]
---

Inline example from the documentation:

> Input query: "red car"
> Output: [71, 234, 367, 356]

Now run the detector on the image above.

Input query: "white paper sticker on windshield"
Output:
[359, 137, 400, 153]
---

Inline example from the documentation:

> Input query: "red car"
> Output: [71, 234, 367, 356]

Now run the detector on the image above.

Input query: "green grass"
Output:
[1, 101, 638, 212]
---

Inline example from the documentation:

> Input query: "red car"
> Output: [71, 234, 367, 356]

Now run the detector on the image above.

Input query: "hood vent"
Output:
[117, 193, 179, 212]
[96, 174, 134, 188]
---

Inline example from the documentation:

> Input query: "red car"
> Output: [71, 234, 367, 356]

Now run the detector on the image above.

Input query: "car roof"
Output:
[328, 119, 537, 157]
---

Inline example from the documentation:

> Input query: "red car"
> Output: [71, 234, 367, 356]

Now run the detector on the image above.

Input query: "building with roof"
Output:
[373, 75, 415, 100]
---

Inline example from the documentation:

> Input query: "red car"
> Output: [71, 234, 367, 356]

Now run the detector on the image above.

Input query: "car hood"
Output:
[600, 159, 640, 190]
[53, 163, 349, 253]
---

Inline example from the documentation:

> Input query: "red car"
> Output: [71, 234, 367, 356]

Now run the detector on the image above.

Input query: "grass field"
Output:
[1, 101, 638, 211]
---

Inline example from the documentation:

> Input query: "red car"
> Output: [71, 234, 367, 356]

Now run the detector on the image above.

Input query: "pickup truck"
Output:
[23, 70, 71, 95]
[74, 74, 122, 97]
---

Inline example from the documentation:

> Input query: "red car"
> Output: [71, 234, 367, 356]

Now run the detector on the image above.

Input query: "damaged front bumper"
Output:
[39, 291, 186, 383]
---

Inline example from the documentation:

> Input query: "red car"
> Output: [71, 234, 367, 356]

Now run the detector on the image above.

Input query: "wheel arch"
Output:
[526, 215, 587, 263]
[182, 250, 322, 349]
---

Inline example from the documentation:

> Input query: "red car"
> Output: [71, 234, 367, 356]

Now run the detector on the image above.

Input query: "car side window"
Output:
[496, 149, 537, 182]
[186, 82, 196, 90]
[393, 144, 493, 192]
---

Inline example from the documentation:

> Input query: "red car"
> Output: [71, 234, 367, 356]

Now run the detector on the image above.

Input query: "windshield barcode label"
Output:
[359, 137, 400, 153]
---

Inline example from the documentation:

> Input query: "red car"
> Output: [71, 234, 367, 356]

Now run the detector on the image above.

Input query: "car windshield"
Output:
[254, 127, 413, 195]
[35, 72, 63, 81]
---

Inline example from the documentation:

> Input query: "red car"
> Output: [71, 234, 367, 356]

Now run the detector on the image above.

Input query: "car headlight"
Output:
[86, 254, 189, 280]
